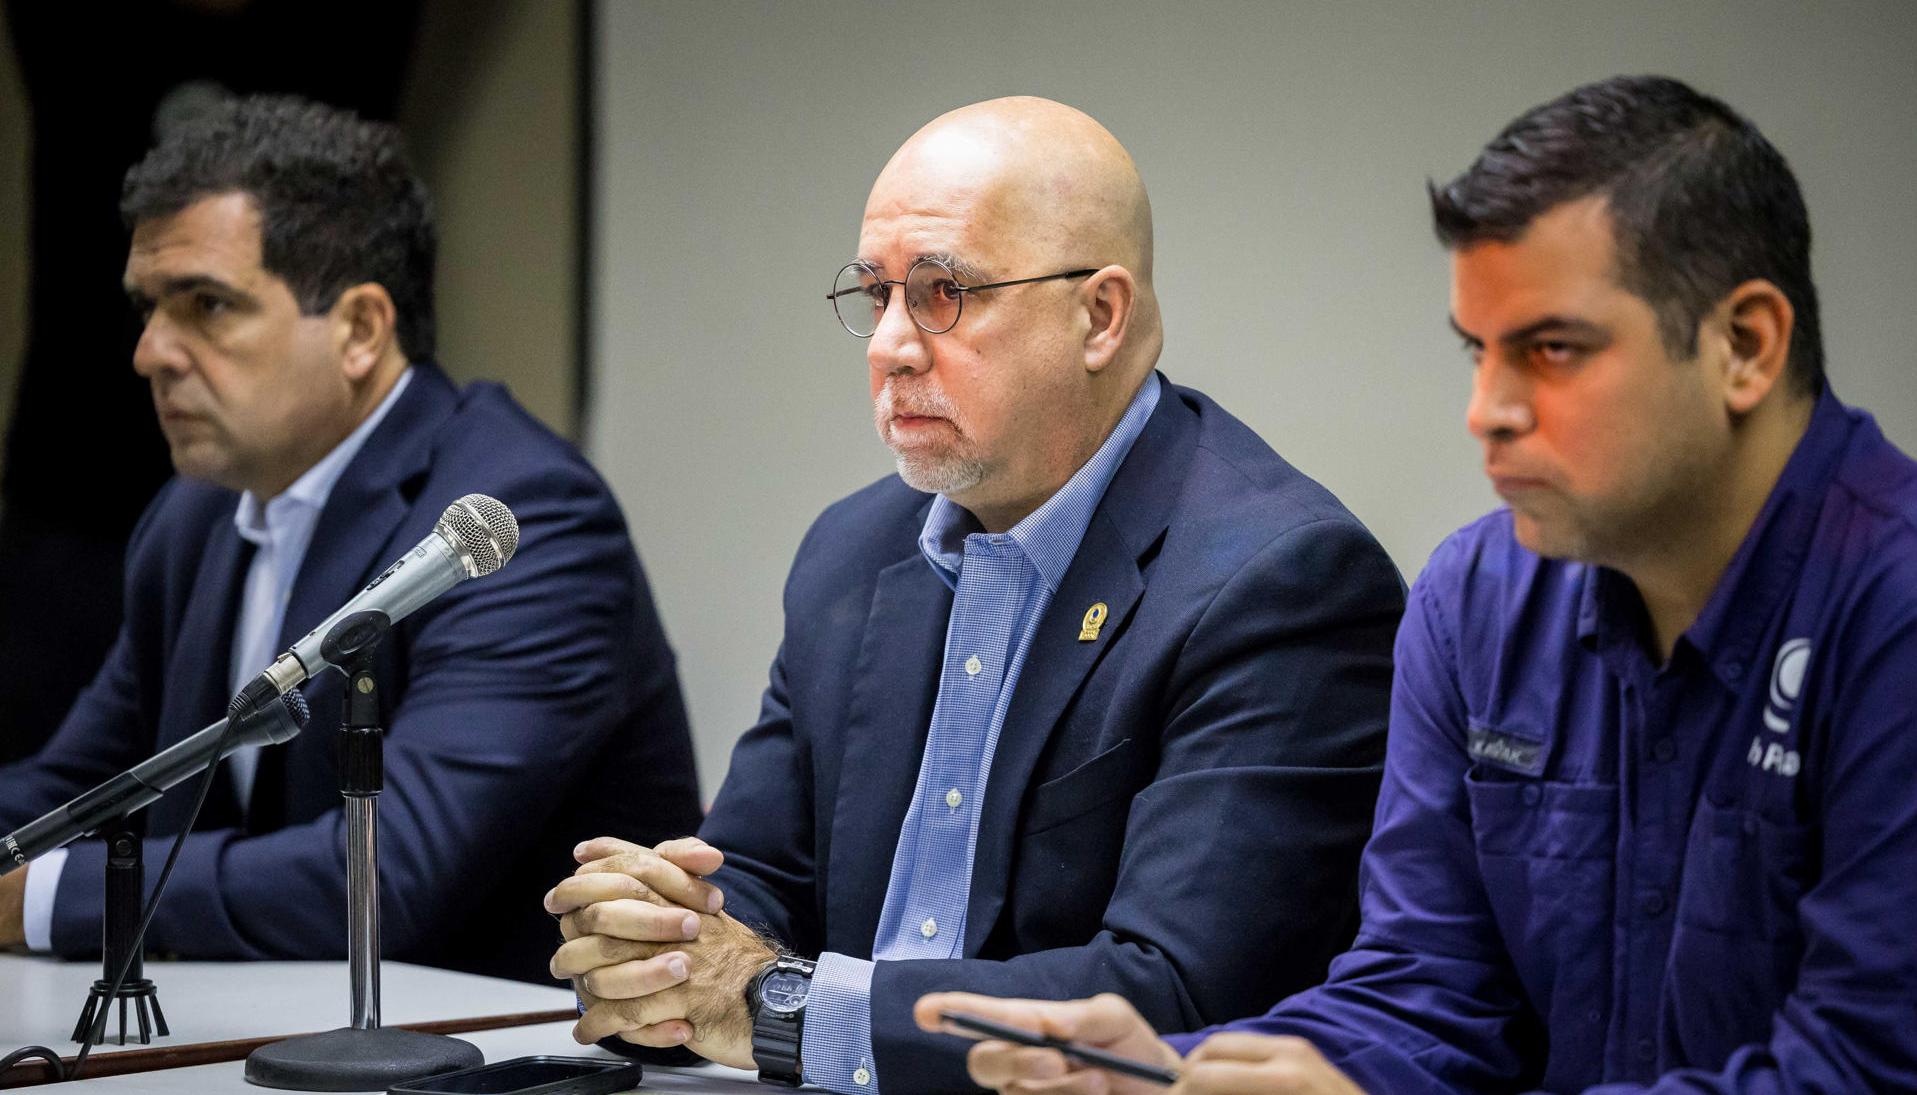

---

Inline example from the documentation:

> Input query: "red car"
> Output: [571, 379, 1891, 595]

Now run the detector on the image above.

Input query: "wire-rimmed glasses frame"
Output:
[827, 258, 1100, 338]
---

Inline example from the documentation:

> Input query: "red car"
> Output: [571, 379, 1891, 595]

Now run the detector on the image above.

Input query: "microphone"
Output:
[2, 692, 310, 873]
[229, 494, 519, 722]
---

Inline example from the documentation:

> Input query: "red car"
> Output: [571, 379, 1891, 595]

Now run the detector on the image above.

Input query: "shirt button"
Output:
[945, 788, 963, 809]
[852, 1068, 872, 1086]
[1640, 891, 1667, 917]
[1634, 1036, 1655, 1062]
[921, 917, 938, 939]
[1725, 661, 1745, 680]
[1652, 738, 1677, 763]
[964, 655, 982, 676]
[1521, 784, 1542, 806]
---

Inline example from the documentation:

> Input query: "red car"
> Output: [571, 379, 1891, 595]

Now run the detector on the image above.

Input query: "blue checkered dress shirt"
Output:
[801, 375, 1162, 1093]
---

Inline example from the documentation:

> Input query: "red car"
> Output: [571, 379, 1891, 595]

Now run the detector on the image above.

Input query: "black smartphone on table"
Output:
[387, 1055, 642, 1095]
[939, 1010, 1180, 1086]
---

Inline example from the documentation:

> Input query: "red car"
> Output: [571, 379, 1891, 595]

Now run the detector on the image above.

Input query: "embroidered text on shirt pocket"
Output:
[1466, 720, 1549, 777]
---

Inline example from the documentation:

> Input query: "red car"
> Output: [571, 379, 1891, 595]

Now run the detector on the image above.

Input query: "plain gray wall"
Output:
[590, 0, 1917, 797]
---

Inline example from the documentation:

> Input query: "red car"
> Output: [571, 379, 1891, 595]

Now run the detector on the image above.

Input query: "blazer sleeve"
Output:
[698, 641, 820, 951]
[1162, 547, 1537, 1093]
[863, 515, 1404, 1094]
[0, 483, 177, 829]
[48, 474, 659, 961]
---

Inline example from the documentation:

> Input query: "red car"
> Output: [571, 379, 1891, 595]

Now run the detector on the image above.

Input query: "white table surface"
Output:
[0, 952, 576, 1061]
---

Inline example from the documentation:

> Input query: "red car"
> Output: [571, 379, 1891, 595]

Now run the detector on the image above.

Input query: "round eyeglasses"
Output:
[827, 258, 1099, 338]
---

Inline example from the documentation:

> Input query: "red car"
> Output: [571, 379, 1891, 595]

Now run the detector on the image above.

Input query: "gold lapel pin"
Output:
[1078, 602, 1109, 642]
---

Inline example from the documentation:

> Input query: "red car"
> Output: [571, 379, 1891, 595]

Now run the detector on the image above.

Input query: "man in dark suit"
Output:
[0, 95, 703, 985]
[544, 97, 1405, 1092]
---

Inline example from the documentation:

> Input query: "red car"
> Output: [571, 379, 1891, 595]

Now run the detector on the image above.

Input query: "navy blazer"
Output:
[0, 363, 703, 984]
[700, 377, 1405, 1092]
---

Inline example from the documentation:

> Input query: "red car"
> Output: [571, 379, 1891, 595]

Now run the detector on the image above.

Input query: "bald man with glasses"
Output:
[544, 97, 1405, 1095]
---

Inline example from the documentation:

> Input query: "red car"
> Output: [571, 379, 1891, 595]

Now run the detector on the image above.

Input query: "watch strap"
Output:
[750, 954, 815, 1086]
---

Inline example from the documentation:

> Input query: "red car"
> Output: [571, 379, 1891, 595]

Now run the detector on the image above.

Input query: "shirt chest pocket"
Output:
[1676, 800, 1815, 940]
[1465, 770, 1619, 1049]
[1665, 800, 1814, 1052]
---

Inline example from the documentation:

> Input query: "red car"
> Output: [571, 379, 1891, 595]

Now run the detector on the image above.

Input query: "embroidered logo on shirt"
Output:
[1747, 637, 1810, 778]
[1763, 637, 1811, 733]
[1466, 724, 1546, 776]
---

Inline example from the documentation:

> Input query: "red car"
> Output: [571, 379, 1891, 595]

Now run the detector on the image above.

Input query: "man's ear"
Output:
[332, 282, 400, 382]
[1710, 278, 1794, 416]
[1081, 266, 1136, 374]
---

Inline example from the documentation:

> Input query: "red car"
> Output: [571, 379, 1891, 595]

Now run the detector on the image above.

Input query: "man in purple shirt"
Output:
[919, 75, 1917, 1093]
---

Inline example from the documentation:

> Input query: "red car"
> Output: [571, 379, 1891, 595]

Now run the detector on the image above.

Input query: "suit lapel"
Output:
[274, 365, 458, 656]
[963, 381, 1197, 953]
[255, 365, 459, 820]
[151, 518, 252, 833]
[826, 545, 952, 955]
[963, 513, 1143, 952]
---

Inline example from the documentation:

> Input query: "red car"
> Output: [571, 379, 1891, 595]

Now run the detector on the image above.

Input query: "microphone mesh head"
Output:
[283, 688, 311, 726]
[440, 494, 520, 577]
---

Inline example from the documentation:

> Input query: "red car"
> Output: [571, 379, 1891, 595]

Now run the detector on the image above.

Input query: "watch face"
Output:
[761, 970, 810, 1015]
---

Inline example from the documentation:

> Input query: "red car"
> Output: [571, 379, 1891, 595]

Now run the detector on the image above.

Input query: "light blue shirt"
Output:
[22, 368, 413, 951]
[802, 374, 1161, 1093]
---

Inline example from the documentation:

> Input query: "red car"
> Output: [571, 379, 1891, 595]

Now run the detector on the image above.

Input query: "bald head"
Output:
[856, 99, 1162, 532]
[869, 97, 1155, 288]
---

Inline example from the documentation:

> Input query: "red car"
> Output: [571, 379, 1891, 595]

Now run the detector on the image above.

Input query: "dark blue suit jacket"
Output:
[700, 378, 1405, 1092]
[0, 363, 703, 984]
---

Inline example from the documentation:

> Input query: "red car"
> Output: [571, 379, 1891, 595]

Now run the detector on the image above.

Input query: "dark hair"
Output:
[122, 94, 437, 361]
[1430, 75, 1822, 395]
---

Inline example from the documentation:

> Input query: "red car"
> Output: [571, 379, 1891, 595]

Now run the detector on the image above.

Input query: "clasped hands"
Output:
[546, 836, 774, 1070]
[546, 838, 1368, 1092]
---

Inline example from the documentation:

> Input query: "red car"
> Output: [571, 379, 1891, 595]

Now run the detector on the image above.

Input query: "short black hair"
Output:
[1430, 75, 1822, 395]
[122, 94, 437, 361]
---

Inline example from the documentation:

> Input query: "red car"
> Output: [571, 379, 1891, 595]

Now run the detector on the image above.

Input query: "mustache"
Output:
[874, 383, 960, 424]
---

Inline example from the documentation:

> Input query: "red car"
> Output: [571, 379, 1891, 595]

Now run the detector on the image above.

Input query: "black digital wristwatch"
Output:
[746, 954, 816, 1086]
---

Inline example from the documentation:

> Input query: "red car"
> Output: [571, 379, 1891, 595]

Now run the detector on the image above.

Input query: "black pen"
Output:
[938, 1010, 1180, 1086]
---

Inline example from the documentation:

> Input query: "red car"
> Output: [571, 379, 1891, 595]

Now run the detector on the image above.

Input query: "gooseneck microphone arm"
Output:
[1, 694, 310, 875]
[0, 494, 520, 1085]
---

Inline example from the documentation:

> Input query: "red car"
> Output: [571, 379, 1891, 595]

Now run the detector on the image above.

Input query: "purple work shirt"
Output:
[1170, 389, 1917, 1092]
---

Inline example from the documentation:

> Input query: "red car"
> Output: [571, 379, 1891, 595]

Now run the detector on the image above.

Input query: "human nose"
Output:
[867, 281, 930, 379]
[131, 309, 189, 380]
[1466, 353, 1535, 443]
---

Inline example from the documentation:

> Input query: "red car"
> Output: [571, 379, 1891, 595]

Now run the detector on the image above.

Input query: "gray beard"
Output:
[894, 450, 990, 497]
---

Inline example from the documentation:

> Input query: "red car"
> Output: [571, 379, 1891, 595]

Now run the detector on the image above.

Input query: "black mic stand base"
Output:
[72, 824, 169, 1047]
[243, 1027, 481, 1092]
[70, 976, 168, 1047]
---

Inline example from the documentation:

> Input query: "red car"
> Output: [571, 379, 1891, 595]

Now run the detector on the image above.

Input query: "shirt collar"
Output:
[234, 367, 415, 543]
[920, 372, 1163, 592]
[1579, 386, 1857, 686]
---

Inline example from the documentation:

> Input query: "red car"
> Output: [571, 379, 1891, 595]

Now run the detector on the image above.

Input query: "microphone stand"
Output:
[244, 613, 482, 1091]
[70, 814, 169, 1047]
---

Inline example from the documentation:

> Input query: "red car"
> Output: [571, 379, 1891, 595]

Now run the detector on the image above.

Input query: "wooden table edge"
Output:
[0, 1007, 579, 1088]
